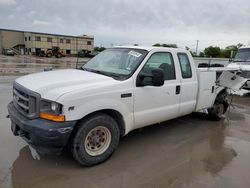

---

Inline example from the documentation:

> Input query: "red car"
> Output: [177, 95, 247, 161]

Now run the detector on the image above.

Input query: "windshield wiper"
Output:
[82, 67, 126, 80]
[83, 68, 104, 75]
[102, 72, 126, 80]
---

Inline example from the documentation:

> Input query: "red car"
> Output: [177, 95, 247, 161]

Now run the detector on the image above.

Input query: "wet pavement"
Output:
[0, 55, 89, 75]
[0, 76, 250, 188]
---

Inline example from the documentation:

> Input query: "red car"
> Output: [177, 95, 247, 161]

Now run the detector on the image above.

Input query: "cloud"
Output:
[0, 0, 16, 5]
[0, 0, 250, 49]
[7, 14, 15, 20]
[32, 19, 52, 26]
[27, 10, 36, 17]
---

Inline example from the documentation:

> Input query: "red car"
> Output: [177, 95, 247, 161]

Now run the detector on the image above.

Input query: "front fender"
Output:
[60, 97, 134, 135]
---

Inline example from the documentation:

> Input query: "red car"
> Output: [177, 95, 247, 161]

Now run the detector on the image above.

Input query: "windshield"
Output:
[234, 48, 250, 63]
[82, 48, 147, 80]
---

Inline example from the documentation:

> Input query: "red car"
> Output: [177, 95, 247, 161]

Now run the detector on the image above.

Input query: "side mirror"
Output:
[136, 68, 164, 87]
[151, 68, 165, 86]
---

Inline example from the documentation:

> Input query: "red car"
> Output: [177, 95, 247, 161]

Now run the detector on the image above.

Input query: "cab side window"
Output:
[142, 52, 176, 80]
[177, 53, 192, 78]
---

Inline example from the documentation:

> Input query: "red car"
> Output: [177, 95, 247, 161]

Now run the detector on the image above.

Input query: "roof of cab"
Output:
[113, 45, 187, 52]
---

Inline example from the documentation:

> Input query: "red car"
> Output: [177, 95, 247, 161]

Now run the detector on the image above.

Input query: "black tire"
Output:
[71, 113, 120, 166]
[208, 92, 229, 120]
[56, 53, 62, 58]
[46, 52, 52, 58]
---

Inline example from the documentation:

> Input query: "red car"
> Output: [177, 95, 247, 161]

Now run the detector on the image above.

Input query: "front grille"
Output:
[240, 71, 250, 78]
[13, 88, 29, 114]
[13, 82, 40, 119]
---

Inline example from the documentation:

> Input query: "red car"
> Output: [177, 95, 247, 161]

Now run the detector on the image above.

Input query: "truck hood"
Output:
[15, 69, 116, 101]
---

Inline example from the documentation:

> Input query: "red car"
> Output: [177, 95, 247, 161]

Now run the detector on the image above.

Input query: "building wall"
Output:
[0, 29, 94, 55]
[24, 32, 94, 55]
[0, 30, 24, 53]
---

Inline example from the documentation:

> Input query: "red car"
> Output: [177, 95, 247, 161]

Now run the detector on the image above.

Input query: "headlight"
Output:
[40, 100, 62, 114]
[51, 102, 60, 112]
[39, 99, 65, 122]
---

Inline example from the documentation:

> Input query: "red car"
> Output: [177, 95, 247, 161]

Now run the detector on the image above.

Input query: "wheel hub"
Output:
[85, 126, 111, 156]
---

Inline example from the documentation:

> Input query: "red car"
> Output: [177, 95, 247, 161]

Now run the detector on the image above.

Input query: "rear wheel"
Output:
[71, 113, 120, 166]
[208, 92, 229, 120]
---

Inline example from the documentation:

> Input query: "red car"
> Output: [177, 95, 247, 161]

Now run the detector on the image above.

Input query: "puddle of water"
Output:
[0, 55, 89, 76]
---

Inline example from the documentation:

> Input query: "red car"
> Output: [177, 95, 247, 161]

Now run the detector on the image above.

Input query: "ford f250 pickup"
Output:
[7, 46, 247, 166]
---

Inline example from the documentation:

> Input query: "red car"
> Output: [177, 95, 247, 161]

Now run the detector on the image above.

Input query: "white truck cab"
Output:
[227, 46, 250, 89]
[8, 46, 246, 166]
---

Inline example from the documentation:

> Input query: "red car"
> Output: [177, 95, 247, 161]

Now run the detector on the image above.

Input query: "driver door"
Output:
[133, 52, 181, 129]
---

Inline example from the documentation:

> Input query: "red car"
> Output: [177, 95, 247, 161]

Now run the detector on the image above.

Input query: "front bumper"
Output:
[8, 102, 77, 155]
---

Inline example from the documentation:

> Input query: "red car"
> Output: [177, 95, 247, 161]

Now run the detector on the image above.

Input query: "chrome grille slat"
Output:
[13, 82, 40, 119]
[13, 96, 29, 110]
[13, 89, 29, 102]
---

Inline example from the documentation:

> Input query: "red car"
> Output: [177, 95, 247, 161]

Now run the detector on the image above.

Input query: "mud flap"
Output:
[216, 71, 248, 91]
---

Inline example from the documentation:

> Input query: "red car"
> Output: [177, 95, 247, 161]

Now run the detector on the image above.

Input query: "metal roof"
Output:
[0, 28, 94, 40]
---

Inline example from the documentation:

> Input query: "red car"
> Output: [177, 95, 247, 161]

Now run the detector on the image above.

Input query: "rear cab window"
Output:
[177, 53, 192, 78]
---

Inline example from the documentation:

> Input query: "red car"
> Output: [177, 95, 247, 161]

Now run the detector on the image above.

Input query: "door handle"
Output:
[176, 85, 181, 95]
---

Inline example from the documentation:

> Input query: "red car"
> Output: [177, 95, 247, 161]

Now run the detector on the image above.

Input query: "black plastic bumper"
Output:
[8, 102, 77, 155]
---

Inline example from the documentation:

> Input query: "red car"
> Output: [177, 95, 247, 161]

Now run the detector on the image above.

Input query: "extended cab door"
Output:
[176, 52, 198, 116]
[133, 51, 181, 129]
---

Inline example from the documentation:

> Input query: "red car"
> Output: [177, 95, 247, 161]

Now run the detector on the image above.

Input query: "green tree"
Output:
[237, 43, 243, 49]
[199, 52, 205, 57]
[189, 51, 196, 57]
[223, 45, 238, 58]
[152, 43, 178, 48]
[204, 46, 221, 58]
[152, 43, 161, 47]
[162, 44, 178, 48]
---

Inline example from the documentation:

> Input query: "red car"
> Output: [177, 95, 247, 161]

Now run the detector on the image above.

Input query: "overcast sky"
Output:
[0, 0, 250, 51]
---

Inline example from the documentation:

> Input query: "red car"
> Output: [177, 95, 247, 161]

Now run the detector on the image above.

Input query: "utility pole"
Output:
[0, 30, 3, 54]
[195, 40, 199, 56]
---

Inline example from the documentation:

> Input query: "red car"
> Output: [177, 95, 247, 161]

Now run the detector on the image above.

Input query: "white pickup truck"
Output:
[227, 46, 250, 90]
[8, 46, 246, 166]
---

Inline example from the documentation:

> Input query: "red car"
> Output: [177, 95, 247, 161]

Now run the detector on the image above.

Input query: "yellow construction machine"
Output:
[39, 47, 66, 58]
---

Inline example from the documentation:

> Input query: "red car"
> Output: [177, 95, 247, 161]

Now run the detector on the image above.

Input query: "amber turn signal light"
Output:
[39, 112, 65, 122]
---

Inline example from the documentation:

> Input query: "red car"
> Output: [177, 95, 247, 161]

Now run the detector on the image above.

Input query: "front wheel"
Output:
[71, 113, 120, 166]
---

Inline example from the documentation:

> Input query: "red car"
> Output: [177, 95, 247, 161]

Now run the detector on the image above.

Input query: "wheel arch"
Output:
[69, 109, 126, 143]
[214, 88, 228, 103]
[212, 88, 229, 114]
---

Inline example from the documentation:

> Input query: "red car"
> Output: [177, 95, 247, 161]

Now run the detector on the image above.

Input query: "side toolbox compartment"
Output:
[195, 69, 216, 111]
